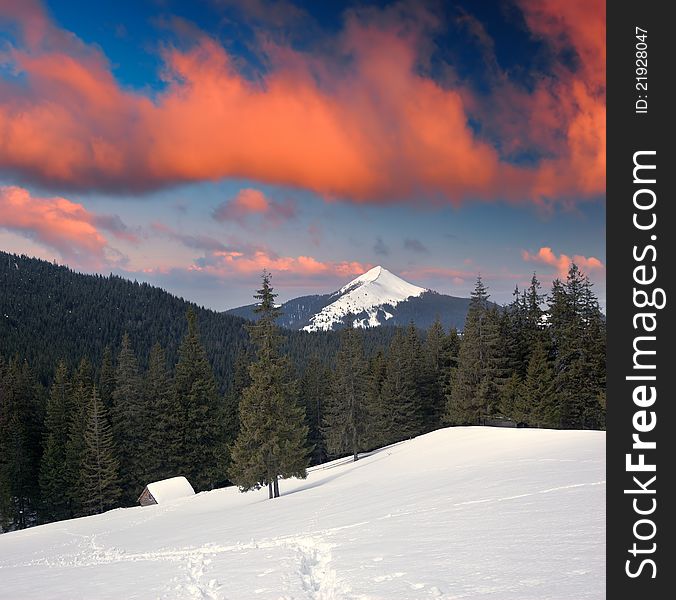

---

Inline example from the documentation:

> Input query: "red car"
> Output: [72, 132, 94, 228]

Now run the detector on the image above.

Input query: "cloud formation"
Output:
[403, 238, 429, 254]
[373, 236, 390, 256]
[212, 188, 296, 226]
[0, 0, 604, 204]
[522, 246, 604, 278]
[0, 185, 129, 266]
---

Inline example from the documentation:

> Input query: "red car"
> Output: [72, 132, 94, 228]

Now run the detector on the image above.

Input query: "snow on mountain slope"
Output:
[303, 266, 427, 331]
[0, 427, 605, 600]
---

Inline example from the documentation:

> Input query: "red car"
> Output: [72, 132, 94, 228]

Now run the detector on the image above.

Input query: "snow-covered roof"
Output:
[145, 476, 195, 504]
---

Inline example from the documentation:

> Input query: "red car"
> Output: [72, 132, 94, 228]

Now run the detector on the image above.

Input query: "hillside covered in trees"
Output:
[0, 252, 395, 386]
[0, 252, 605, 533]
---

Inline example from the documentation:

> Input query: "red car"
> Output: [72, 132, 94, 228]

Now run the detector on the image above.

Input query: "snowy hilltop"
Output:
[303, 266, 427, 331]
[0, 427, 605, 600]
[228, 266, 475, 331]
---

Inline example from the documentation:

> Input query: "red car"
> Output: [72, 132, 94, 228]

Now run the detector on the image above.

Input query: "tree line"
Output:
[0, 264, 605, 531]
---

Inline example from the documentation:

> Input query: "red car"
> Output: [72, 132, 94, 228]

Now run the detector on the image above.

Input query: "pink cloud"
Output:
[522, 246, 604, 278]
[0, 1, 605, 204]
[212, 188, 296, 226]
[0, 185, 130, 266]
[192, 249, 368, 279]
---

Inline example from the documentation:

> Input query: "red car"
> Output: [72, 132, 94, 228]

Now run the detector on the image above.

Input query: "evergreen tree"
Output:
[364, 349, 389, 449]
[229, 272, 309, 498]
[80, 387, 121, 515]
[499, 372, 525, 423]
[503, 285, 529, 377]
[445, 277, 490, 425]
[98, 346, 116, 410]
[172, 309, 225, 490]
[0, 358, 44, 529]
[381, 326, 423, 442]
[323, 329, 368, 461]
[39, 361, 72, 522]
[522, 338, 558, 428]
[65, 358, 94, 516]
[548, 265, 606, 429]
[420, 318, 448, 432]
[300, 356, 331, 465]
[111, 334, 146, 503]
[221, 350, 252, 478]
[144, 343, 175, 482]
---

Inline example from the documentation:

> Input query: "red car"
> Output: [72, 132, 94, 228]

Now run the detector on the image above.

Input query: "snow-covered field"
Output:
[0, 427, 605, 600]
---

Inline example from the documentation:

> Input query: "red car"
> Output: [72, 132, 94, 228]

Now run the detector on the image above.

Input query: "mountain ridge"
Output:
[227, 266, 474, 332]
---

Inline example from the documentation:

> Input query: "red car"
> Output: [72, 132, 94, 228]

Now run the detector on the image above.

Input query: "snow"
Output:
[0, 427, 605, 600]
[303, 266, 427, 332]
[145, 477, 195, 504]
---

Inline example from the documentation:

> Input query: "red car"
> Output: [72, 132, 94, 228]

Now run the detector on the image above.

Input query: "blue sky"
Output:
[0, 0, 606, 308]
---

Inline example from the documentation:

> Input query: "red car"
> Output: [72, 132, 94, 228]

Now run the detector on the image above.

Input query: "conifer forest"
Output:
[0, 253, 605, 532]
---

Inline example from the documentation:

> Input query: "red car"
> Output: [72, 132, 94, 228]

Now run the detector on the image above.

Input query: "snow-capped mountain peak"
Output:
[303, 266, 427, 332]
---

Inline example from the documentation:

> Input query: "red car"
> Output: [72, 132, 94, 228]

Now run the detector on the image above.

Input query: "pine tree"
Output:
[0, 358, 44, 529]
[364, 349, 389, 449]
[445, 277, 490, 425]
[503, 285, 529, 377]
[144, 343, 175, 482]
[39, 361, 72, 522]
[221, 350, 252, 478]
[172, 309, 225, 491]
[229, 271, 309, 498]
[420, 318, 447, 432]
[548, 265, 606, 429]
[65, 358, 94, 516]
[499, 372, 525, 423]
[111, 334, 146, 503]
[98, 346, 116, 410]
[381, 326, 423, 441]
[522, 338, 558, 427]
[80, 387, 121, 515]
[323, 329, 368, 461]
[300, 356, 331, 465]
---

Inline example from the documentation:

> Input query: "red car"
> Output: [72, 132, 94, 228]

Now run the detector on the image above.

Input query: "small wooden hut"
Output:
[138, 476, 195, 506]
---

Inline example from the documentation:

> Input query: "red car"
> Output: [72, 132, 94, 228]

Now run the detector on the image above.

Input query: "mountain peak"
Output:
[305, 266, 427, 332]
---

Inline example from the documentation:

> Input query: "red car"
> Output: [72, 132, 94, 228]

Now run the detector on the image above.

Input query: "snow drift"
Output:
[0, 427, 605, 599]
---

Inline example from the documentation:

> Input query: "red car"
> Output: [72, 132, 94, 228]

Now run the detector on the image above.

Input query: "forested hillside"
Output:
[0, 252, 395, 387]
[0, 252, 605, 534]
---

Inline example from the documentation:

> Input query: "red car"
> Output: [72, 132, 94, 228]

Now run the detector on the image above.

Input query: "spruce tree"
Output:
[381, 327, 423, 441]
[39, 361, 72, 522]
[364, 349, 389, 449]
[323, 329, 368, 461]
[499, 372, 523, 422]
[172, 309, 225, 491]
[111, 334, 146, 503]
[300, 356, 331, 465]
[445, 277, 490, 425]
[421, 318, 448, 432]
[98, 346, 116, 410]
[0, 358, 44, 529]
[144, 343, 175, 482]
[548, 265, 606, 429]
[65, 358, 94, 516]
[521, 338, 557, 427]
[80, 387, 121, 515]
[221, 350, 252, 478]
[229, 271, 309, 498]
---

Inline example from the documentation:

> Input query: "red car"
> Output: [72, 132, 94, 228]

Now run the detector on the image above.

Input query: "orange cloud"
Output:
[0, 1, 605, 204]
[213, 188, 296, 225]
[0, 185, 131, 266]
[522, 247, 604, 278]
[191, 249, 368, 279]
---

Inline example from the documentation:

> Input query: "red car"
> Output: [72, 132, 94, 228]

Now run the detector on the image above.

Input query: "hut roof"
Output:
[145, 476, 195, 504]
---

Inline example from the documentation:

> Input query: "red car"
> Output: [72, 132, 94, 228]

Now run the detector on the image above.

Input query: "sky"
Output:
[0, 0, 605, 310]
